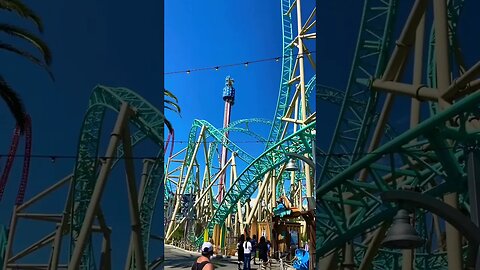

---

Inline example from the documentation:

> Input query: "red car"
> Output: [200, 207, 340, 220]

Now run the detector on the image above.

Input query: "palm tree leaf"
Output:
[0, 0, 44, 32]
[0, 24, 51, 65]
[0, 41, 54, 80]
[165, 99, 181, 114]
[164, 88, 179, 103]
[0, 75, 26, 132]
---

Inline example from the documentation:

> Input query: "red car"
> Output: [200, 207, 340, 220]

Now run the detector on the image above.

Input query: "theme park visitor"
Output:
[257, 236, 269, 265]
[266, 240, 271, 257]
[192, 242, 215, 270]
[243, 236, 253, 270]
[250, 235, 258, 264]
[237, 234, 245, 270]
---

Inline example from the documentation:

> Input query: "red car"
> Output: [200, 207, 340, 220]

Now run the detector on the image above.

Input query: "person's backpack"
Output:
[191, 261, 211, 270]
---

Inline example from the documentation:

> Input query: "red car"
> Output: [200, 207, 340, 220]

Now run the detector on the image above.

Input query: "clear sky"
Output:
[0, 0, 163, 267]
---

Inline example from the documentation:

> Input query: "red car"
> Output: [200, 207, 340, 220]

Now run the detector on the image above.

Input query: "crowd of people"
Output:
[193, 234, 309, 270]
[236, 234, 271, 270]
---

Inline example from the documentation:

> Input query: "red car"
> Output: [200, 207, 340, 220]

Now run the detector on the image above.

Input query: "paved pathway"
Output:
[164, 244, 239, 269]
[163, 245, 282, 269]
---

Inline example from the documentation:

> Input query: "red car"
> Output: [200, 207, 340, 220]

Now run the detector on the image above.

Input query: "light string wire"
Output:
[164, 51, 317, 75]
[0, 145, 464, 160]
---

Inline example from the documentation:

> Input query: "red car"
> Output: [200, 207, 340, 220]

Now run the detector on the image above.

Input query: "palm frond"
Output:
[0, 75, 26, 132]
[0, 24, 51, 65]
[0, 0, 44, 32]
[165, 99, 181, 114]
[164, 88, 179, 103]
[0, 41, 54, 79]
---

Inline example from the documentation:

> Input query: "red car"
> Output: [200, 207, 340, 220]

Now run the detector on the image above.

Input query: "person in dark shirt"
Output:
[257, 236, 269, 266]
[192, 242, 214, 270]
[237, 234, 245, 269]
[250, 235, 258, 264]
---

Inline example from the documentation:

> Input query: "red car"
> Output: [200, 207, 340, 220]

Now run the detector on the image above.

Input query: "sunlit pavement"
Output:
[163, 245, 281, 269]
[164, 244, 239, 269]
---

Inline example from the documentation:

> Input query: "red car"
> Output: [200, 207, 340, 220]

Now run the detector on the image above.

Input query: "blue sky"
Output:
[0, 0, 163, 267]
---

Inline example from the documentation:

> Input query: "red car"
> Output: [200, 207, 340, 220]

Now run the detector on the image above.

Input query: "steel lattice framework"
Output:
[317, 0, 480, 269]
[2, 86, 166, 269]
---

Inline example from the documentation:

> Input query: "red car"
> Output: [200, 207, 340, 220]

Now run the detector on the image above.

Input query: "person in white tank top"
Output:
[243, 236, 252, 270]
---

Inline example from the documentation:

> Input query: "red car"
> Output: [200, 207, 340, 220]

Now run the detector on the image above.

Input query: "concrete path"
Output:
[163, 245, 283, 269]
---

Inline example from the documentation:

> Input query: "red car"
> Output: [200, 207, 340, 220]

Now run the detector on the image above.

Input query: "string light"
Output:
[0, 145, 462, 160]
[165, 51, 316, 75]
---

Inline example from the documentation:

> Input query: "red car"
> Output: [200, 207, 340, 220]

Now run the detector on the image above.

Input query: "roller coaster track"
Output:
[318, 0, 397, 188]
[164, 118, 276, 242]
[316, 0, 478, 268]
[207, 121, 315, 233]
[0, 115, 32, 204]
[316, 0, 398, 256]
[317, 91, 480, 266]
[265, 0, 294, 149]
[163, 119, 272, 207]
[71, 85, 164, 269]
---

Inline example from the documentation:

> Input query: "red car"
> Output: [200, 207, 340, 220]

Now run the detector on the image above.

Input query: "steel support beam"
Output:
[68, 103, 132, 270]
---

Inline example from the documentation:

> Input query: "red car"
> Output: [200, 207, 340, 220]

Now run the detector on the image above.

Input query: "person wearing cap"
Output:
[192, 242, 215, 270]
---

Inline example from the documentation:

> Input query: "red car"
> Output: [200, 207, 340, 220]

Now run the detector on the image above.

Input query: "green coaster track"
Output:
[317, 0, 480, 268]
[71, 85, 165, 269]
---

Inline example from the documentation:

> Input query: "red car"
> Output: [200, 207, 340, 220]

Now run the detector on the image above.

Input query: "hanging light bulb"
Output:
[244, 62, 249, 67]
[215, 66, 219, 71]
[186, 70, 191, 74]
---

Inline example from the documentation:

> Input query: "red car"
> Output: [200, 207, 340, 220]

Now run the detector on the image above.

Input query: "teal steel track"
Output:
[207, 121, 315, 234]
[164, 118, 272, 204]
[318, 0, 397, 188]
[71, 85, 164, 269]
[316, 0, 480, 268]
[317, 0, 398, 259]
[266, 0, 294, 150]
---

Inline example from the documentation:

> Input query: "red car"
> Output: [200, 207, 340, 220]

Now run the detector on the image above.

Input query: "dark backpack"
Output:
[191, 261, 211, 270]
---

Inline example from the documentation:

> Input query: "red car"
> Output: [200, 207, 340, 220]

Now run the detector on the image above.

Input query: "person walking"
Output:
[250, 235, 258, 264]
[243, 236, 252, 270]
[266, 240, 271, 258]
[192, 242, 215, 270]
[257, 236, 269, 269]
[237, 234, 245, 270]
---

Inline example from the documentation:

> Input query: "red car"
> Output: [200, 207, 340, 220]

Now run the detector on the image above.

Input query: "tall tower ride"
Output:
[218, 76, 235, 202]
